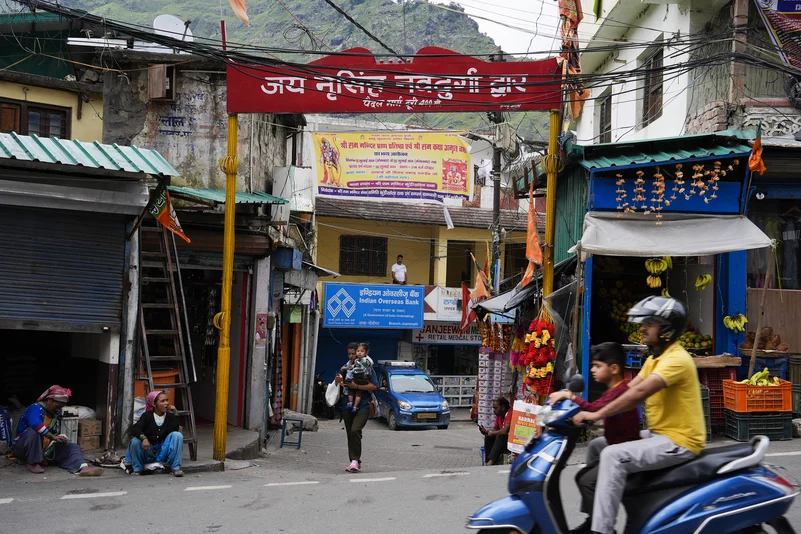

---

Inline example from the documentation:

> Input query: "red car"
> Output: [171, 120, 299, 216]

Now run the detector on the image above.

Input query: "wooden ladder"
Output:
[138, 223, 198, 461]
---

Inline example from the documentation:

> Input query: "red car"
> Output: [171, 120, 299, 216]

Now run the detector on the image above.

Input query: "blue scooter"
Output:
[467, 375, 799, 534]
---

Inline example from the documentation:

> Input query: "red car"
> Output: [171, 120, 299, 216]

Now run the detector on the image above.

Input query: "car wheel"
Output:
[437, 424, 449, 430]
[387, 411, 398, 431]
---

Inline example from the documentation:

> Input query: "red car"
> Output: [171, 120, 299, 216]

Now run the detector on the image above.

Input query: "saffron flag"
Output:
[521, 184, 543, 288]
[229, 0, 249, 25]
[459, 282, 478, 334]
[749, 126, 767, 176]
[147, 183, 191, 243]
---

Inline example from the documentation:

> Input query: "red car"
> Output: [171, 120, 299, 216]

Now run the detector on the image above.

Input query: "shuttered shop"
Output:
[0, 206, 127, 331]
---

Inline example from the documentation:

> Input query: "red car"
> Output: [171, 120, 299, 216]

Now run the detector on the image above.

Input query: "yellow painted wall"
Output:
[0, 81, 104, 141]
[315, 215, 528, 288]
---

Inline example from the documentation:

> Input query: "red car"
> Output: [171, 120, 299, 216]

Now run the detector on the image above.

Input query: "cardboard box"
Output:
[79, 419, 102, 437]
[78, 435, 100, 450]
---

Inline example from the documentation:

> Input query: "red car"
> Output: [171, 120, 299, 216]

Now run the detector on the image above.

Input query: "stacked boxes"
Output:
[698, 367, 736, 427]
[78, 419, 102, 450]
[722, 376, 794, 442]
[477, 349, 514, 429]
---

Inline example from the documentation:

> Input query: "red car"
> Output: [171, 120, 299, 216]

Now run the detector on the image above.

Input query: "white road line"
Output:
[766, 451, 801, 457]
[0, 498, 14, 504]
[423, 472, 471, 478]
[61, 492, 127, 500]
[497, 470, 511, 475]
[184, 485, 232, 492]
[349, 477, 396, 483]
[265, 481, 320, 487]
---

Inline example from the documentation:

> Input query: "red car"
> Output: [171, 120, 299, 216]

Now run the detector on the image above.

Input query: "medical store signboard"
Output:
[323, 283, 425, 329]
[411, 323, 482, 345]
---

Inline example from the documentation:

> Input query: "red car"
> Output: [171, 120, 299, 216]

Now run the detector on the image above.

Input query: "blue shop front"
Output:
[557, 131, 772, 401]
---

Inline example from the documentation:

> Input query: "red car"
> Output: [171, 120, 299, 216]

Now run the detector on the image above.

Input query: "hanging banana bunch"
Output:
[646, 275, 662, 288]
[723, 313, 748, 333]
[695, 274, 712, 291]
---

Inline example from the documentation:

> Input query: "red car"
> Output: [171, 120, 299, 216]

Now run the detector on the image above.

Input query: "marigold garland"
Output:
[521, 317, 556, 396]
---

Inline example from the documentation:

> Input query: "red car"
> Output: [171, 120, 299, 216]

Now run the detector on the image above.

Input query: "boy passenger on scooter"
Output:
[572, 296, 706, 534]
[548, 342, 642, 533]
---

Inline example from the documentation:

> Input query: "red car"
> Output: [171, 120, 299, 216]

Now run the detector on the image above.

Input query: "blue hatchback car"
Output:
[374, 361, 450, 430]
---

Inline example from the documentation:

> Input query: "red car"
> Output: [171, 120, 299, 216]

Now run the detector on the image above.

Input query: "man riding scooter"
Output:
[573, 296, 706, 534]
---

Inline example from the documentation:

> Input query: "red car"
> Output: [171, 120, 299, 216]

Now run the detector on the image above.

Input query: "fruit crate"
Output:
[722, 378, 793, 413]
[709, 393, 725, 427]
[698, 368, 736, 392]
[701, 385, 711, 442]
[724, 409, 793, 442]
[791, 356, 801, 385]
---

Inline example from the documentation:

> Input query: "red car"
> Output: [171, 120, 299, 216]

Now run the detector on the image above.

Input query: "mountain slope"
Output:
[59, 0, 547, 139]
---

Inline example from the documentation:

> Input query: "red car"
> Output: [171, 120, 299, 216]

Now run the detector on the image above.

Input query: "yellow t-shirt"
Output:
[638, 343, 706, 455]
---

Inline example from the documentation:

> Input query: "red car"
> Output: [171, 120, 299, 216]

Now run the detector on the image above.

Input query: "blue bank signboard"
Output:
[323, 283, 425, 329]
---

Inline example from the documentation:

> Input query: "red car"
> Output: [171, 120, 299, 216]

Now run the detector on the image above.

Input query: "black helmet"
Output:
[627, 296, 688, 342]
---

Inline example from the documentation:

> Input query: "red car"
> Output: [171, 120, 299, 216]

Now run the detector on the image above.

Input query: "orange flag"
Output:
[749, 131, 766, 176]
[521, 184, 543, 288]
[229, 0, 249, 25]
[147, 183, 191, 243]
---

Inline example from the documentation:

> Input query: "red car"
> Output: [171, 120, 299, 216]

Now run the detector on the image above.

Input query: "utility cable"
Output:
[320, 0, 401, 57]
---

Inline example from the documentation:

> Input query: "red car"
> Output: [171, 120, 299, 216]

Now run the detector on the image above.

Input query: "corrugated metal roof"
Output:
[167, 186, 288, 205]
[570, 130, 755, 171]
[0, 132, 179, 176]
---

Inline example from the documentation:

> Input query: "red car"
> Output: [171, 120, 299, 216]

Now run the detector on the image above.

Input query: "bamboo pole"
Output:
[747, 247, 775, 378]
[212, 114, 238, 461]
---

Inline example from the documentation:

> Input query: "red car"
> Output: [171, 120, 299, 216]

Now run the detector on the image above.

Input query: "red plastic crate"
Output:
[709, 392, 725, 426]
[723, 378, 793, 413]
[698, 368, 737, 392]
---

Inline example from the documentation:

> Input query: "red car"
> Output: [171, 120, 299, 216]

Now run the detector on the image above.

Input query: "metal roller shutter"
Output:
[315, 328, 402, 382]
[0, 206, 127, 331]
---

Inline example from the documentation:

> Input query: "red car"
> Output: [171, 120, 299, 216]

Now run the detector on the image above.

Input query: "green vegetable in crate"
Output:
[739, 367, 782, 386]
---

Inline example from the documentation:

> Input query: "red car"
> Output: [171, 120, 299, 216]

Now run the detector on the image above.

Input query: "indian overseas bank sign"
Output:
[323, 283, 425, 329]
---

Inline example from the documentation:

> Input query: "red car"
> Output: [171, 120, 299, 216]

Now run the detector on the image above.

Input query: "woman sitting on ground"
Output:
[126, 390, 184, 476]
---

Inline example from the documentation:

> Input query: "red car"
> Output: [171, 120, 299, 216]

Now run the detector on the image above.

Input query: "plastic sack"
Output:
[133, 397, 147, 424]
[325, 382, 340, 407]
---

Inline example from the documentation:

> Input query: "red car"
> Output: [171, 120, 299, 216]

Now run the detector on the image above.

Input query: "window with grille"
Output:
[339, 236, 388, 276]
[0, 99, 70, 139]
[641, 49, 663, 127]
[599, 93, 612, 144]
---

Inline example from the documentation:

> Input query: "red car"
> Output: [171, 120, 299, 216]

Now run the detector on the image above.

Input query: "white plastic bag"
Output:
[132, 397, 147, 424]
[325, 382, 340, 407]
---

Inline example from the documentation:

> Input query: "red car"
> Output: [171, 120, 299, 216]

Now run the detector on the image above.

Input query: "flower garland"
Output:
[521, 318, 556, 396]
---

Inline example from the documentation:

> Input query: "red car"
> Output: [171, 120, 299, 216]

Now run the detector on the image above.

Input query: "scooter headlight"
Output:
[536, 407, 567, 427]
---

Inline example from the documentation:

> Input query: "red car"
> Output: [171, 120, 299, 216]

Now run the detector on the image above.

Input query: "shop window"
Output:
[641, 49, 663, 127]
[598, 93, 612, 143]
[747, 200, 801, 290]
[339, 235, 388, 276]
[0, 99, 70, 138]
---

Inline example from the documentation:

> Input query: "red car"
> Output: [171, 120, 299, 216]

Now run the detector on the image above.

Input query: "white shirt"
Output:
[391, 263, 407, 282]
[154, 413, 166, 427]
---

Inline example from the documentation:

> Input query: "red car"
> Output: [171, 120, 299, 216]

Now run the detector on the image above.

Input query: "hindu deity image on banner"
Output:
[312, 131, 473, 203]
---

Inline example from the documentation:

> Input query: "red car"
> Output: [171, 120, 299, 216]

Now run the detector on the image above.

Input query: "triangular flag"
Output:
[749, 124, 766, 176]
[229, 0, 249, 25]
[147, 182, 191, 243]
[521, 184, 543, 288]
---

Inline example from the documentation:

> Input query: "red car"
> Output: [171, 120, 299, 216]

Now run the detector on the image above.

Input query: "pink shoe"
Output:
[345, 460, 360, 473]
[26, 464, 45, 474]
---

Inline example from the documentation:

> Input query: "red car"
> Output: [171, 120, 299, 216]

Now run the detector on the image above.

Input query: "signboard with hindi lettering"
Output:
[323, 283, 425, 329]
[226, 47, 561, 114]
[312, 131, 472, 202]
[755, 0, 801, 68]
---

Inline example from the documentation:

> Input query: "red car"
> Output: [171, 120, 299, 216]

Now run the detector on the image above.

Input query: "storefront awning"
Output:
[302, 261, 340, 278]
[167, 186, 288, 205]
[570, 212, 772, 257]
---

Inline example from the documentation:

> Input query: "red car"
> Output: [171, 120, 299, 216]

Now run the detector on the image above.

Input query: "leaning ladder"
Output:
[138, 223, 198, 461]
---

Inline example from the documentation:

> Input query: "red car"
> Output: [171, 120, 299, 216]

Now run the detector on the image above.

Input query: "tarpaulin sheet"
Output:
[570, 212, 772, 257]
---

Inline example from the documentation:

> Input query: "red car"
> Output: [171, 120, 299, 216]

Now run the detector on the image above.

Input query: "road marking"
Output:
[184, 485, 232, 491]
[423, 472, 470, 478]
[0, 498, 13, 504]
[766, 451, 801, 457]
[349, 477, 396, 483]
[497, 470, 510, 475]
[61, 492, 127, 500]
[265, 481, 320, 487]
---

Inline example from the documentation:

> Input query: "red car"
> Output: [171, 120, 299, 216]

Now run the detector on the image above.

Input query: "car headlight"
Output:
[398, 401, 412, 410]
[536, 407, 567, 427]
[441, 401, 449, 410]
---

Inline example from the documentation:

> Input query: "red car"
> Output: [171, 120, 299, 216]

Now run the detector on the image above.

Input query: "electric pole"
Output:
[489, 51, 505, 286]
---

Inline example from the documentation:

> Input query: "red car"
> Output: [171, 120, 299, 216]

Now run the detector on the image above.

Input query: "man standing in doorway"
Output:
[391, 255, 407, 285]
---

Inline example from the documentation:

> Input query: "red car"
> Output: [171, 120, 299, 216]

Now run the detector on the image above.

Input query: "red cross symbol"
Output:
[415, 332, 425, 342]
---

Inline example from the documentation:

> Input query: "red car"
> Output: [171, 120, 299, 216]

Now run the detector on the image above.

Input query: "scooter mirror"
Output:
[567, 374, 585, 393]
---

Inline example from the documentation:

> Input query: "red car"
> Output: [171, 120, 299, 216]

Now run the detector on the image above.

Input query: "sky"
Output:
[429, 0, 562, 58]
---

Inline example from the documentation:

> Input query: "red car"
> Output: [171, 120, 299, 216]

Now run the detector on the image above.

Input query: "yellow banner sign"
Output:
[312, 131, 472, 202]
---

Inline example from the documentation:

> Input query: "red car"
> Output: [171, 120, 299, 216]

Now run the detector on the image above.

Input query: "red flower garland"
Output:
[522, 318, 556, 397]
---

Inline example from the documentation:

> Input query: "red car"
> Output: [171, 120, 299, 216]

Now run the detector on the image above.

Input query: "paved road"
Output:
[2, 416, 800, 534]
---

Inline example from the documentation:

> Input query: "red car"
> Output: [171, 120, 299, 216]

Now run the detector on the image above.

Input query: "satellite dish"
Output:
[153, 14, 194, 42]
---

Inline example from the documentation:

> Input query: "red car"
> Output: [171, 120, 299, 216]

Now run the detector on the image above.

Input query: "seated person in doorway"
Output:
[391, 255, 407, 285]
[479, 396, 512, 466]
[548, 342, 642, 533]
[125, 390, 184, 476]
[343, 342, 374, 413]
[12, 385, 104, 476]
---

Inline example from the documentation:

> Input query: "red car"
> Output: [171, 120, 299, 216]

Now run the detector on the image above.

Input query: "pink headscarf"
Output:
[37, 385, 72, 403]
[145, 390, 167, 412]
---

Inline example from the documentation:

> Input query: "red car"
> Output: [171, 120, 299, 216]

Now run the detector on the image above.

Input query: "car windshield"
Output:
[390, 374, 437, 393]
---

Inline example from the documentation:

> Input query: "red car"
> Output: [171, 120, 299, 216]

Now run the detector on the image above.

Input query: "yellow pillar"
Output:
[213, 114, 238, 461]
[541, 109, 560, 303]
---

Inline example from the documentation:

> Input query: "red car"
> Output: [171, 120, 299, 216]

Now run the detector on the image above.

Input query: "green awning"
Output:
[0, 132, 179, 176]
[167, 186, 288, 205]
